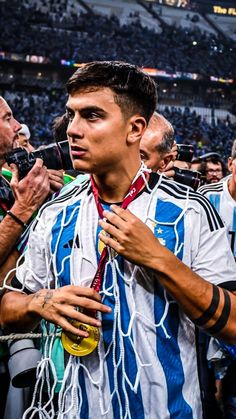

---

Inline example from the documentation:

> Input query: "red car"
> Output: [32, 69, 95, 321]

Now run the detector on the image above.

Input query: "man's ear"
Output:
[228, 157, 233, 172]
[127, 115, 147, 145]
[159, 153, 173, 172]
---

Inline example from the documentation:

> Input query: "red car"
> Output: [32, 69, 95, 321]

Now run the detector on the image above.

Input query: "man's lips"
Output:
[71, 147, 87, 158]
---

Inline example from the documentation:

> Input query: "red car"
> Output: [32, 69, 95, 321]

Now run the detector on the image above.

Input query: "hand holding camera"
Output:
[164, 144, 201, 190]
[10, 159, 50, 219]
[4, 140, 73, 219]
[4, 140, 73, 180]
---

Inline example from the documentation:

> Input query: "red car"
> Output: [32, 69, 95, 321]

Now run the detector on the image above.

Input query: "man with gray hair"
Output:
[140, 111, 175, 173]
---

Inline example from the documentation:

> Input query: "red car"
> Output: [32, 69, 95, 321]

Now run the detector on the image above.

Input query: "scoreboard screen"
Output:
[145, 0, 236, 15]
[145, 0, 190, 7]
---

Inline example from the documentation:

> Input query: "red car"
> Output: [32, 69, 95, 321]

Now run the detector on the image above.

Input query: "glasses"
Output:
[206, 169, 222, 174]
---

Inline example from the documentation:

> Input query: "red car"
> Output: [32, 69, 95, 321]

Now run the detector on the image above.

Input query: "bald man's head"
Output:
[0, 96, 21, 165]
[140, 112, 174, 172]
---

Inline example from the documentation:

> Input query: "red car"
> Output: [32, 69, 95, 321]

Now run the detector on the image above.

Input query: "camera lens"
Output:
[176, 145, 194, 162]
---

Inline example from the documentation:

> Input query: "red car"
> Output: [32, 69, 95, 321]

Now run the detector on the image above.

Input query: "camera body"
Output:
[8, 339, 42, 388]
[4, 140, 73, 179]
[173, 167, 201, 190]
[176, 144, 194, 163]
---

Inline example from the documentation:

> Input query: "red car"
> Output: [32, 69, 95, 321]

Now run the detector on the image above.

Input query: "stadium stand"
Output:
[0, 0, 235, 158]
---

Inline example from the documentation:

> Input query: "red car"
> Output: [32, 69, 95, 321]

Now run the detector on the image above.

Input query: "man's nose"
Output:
[14, 119, 22, 133]
[67, 116, 84, 139]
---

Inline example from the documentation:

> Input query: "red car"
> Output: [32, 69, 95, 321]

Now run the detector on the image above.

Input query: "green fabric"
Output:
[40, 322, 65, 393]
[51, 337, 65, 393]
[1, 167, 12, 182]
[1, 168, 75, 186]
[63, 173, 75, 184]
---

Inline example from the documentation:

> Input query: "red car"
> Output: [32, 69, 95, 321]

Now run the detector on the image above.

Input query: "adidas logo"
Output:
[63, 235, 80, 248]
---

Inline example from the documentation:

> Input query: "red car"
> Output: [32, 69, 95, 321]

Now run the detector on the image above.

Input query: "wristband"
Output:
[6, 211, 28, 229]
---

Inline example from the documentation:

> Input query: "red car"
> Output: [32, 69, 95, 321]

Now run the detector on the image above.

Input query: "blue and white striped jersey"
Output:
[198, 176, 236, 258]
[16, 173, 236, 419]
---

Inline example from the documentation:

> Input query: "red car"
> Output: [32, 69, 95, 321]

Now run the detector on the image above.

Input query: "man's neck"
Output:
[92, 164, 143, 203]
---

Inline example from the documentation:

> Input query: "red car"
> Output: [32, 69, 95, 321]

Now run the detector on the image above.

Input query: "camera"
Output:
[173, 167, 201, 191]
[8, 339, 42, 388]
[176, 144, 194, 163]
[4, 140, 73, 179]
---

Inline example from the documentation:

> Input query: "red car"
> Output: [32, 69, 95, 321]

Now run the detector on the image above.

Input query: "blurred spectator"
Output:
[15, 124, 35, 152]
[200, 156, 228, 184]
[52, 114, 69, 143]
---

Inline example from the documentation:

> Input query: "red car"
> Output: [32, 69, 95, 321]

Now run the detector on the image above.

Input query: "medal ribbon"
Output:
[90, 171, 148, 293]
[61, 170, 149, 356]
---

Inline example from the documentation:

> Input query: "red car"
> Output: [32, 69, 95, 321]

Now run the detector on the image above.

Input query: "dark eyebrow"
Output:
[81, 106, 107, 115]
[66, 105, 107, 115]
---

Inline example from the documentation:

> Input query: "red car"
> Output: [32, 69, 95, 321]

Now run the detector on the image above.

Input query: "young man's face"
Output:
[0, 97, 21, 160]
[205, 161, 223, 184]
[66, 88, 138, 174]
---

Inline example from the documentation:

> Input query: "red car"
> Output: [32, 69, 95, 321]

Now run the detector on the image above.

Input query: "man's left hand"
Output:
[99, 204, 161, 267]
[48, 169, 64, 193]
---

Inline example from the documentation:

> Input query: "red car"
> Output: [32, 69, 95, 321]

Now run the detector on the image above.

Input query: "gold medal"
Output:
[61, 321, 100, 357]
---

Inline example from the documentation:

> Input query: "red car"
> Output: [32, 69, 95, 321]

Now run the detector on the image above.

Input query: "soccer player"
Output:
[1, 61, 236, 419]
[199, 140, 236, 418]
[198, 142, 236, 259]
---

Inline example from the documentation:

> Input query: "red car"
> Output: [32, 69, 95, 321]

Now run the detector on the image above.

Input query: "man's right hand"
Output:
[9, 285, 111, 337]
[10, 158, 50, 222]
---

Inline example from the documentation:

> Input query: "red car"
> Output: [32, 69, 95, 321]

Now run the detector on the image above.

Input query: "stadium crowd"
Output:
[0, 0, 236, 78]
[2, 90, 235, 162]
[0, 0, 235, 159]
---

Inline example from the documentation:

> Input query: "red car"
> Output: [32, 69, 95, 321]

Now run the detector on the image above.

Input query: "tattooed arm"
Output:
[0, 285, 111, 337]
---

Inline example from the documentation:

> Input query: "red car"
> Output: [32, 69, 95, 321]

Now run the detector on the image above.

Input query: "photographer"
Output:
[0, 96, 65, 418]
[140, 112, 200, 190]
[0, 98, 52, 275]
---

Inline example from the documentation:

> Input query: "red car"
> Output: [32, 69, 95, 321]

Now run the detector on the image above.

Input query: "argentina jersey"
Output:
[15, 173, 235, 419]
[198, 176, 236, 259]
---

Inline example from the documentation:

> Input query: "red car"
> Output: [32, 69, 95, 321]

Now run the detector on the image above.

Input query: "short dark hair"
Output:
[66, 61, 157, 123]
[200, 157, 228, 178]
[52, 114, 69, 142]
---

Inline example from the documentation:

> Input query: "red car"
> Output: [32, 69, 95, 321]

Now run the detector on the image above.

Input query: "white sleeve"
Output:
[16, 213, 54, 293]
[188, 206, 236, 287]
